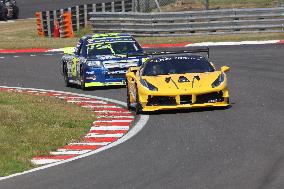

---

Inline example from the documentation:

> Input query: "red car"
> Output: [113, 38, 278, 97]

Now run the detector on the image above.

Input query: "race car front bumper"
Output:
[85, 81, 125, 87]
[137, 85, 230, 112]
[84, 67, 126, 87]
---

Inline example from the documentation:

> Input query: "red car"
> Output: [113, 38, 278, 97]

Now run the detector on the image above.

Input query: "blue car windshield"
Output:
[87, 42, 142, 57]
[142, 56, 214, 76]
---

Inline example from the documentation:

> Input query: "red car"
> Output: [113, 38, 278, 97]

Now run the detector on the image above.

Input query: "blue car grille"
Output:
[107, 67, 128, 72]
[106, 74, 126, 79]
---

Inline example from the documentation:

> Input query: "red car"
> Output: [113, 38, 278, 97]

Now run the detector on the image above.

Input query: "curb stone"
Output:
[0, 87, 134, 165]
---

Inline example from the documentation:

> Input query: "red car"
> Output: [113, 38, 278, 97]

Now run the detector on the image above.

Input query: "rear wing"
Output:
[127, 47, 209, 59]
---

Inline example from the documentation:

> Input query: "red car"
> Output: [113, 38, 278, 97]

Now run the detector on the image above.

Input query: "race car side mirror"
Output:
[221, 66, 230, 73]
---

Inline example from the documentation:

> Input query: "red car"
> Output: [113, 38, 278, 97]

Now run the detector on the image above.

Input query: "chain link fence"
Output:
[135, 0, 284, 12]
[134, 0, 174, 12]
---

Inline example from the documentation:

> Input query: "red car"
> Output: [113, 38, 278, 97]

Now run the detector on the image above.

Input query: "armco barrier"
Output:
[36, 0, 134, 37]
[90, 7, 284, 36]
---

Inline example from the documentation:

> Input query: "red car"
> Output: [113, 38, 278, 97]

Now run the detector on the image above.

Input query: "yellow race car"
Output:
[125, 49, 230, 113]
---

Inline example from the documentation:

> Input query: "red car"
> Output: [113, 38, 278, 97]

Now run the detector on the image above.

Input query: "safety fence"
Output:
[36, 0, 134, 37]
[90, 7, 284, 36]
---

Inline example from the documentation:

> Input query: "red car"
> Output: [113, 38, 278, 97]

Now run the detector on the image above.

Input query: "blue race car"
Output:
[61, 33, 145, 90]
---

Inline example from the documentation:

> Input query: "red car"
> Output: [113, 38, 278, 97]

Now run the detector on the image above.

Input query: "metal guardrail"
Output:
[90, 7, 284, 36]
[37, 0, 134, 37]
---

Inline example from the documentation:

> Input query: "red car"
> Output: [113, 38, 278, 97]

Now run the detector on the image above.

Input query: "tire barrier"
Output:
[36, 0, 134, 38]
[59, 12, 74, 38]
[35, 12, 44, 37]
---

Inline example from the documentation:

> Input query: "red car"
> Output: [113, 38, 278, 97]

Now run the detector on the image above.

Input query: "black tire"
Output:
[12, 5, 19, 19]
[63, 64, 71, 87]
[126, 81, 132, 110]
[80, 68, 86, 91]
[134, 85, 142, 114]
[64, 74, 71, 87]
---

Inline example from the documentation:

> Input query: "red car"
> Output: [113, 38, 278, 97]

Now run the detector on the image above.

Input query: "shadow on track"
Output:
[67, 85, 126, 91]
[138, 105, 233, 116]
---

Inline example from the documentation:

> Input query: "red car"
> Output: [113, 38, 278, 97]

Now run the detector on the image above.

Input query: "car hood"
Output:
[142, 71, 224, 93]
[91, 54, 144, 68]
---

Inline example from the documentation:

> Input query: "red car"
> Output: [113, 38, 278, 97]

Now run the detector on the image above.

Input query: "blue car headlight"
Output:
[140, 79, 158, 91]
[212, 73, 225, 88]
[87, 61, 102, 67]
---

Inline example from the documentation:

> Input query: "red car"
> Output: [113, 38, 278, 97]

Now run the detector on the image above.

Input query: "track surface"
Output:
[0, 45, 283, 189]
[17, 0, 115, 18]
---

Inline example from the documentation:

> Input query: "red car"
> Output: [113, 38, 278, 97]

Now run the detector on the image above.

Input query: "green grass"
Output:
[0, 19, 78, 49]
[0, 16, 284, 49]
[0, 91, 95, 176]
[193, 0, 282, 4]
[159, 0, 284, 11]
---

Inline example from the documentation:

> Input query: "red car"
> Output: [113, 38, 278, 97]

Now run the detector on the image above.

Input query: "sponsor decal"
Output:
[86, 71, 95, 75]
[108, 70, 126, 74]
[86, 76, 96, 80]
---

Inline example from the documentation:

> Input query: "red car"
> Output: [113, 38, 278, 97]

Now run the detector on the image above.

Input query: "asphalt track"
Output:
[17, 0, 115, 18]
[0, 45, 283, 189]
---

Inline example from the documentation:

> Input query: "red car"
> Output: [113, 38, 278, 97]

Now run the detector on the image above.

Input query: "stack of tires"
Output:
[0, 2, 7, 21]
[0, 0, 19, 21]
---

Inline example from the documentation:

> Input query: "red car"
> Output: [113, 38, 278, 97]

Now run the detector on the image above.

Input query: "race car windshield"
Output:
[87, 42, 142, 56]
[142, 56, 214, 76]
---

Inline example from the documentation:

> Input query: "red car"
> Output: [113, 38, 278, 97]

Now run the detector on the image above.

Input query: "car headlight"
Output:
[212, 73, 225, 88]
[140, 78, 158, 91]
[87, 61, 102, 67]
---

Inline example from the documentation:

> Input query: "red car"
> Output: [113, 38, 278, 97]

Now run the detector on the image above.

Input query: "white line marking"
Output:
[0, 20, 15, 24]
[0, 57, 4, 59]
[81, 105, 117, 108]
[52, 93, 65, 96]
[59, 96, 91, 100]
[97, 115, 134, 118]
[186, 40, 280, 47]
[31, 159, 61, 165]
[93, 110, 130, 113]
[47, 48, 65, 52]
[0, 86, 149, 181]
[90, 126, 129, 131]
[67, 100, 107, 104]
[94, 120, 133, 123]
[50, 150, 91, 155]
[85, 133, 124, 138]
[69, 142, 111, 146]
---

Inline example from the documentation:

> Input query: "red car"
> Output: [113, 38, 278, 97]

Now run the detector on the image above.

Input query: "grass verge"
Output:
[158, 0, 284, 12]
[0, 19, 283, 49]
[0, 90, 95, 176]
